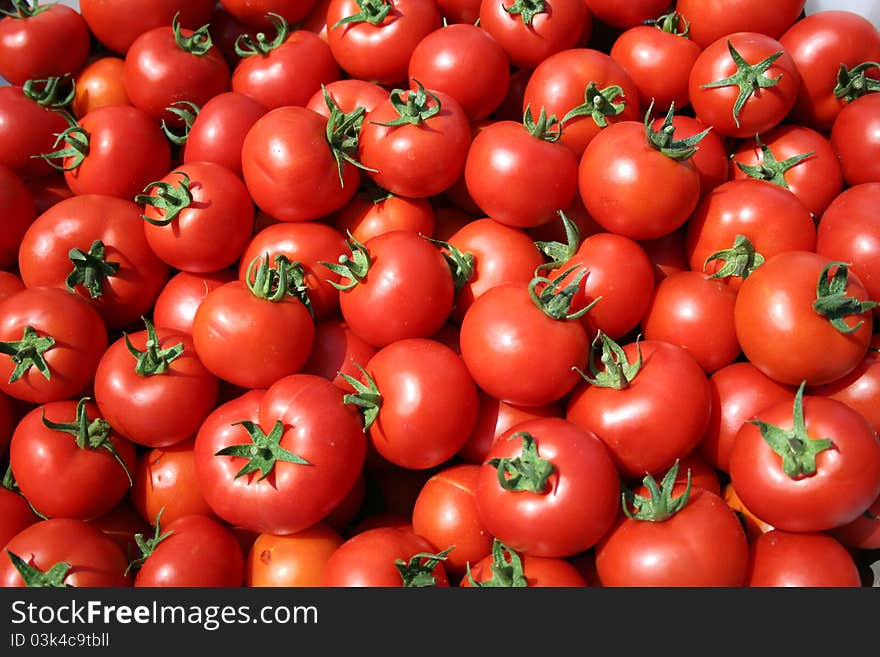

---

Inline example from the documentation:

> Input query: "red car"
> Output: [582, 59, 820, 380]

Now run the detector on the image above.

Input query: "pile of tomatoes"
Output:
[0, 0, 879, 588]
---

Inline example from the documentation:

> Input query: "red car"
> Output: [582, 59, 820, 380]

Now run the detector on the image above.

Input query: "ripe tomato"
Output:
[72, 56, 130, 118]
[302, 319, 378, 392]
[0, 84, 71, 180]
[246, 523, 344, 587]
[722, 480, 774, 541]
[219, 0, 320, 27]
[831, 493, 880, 551]
[584, 0, 672, 30]
[0, 485, 38, 549]
[675, 0, 806, 49]
[461, 539, 587, 587]
[305, 78, 390, 118]
[475, 418, 620, 558]
[655, 115, 730, 198]
[745, 530, 861, 587]
[0, 286, 107, 405]
[0, 518, 131, 587]
[831, 93, 880, 186]
[332, 193, 435, 244]
[152, 269, 238, 336]
[0, 165, 36, 271]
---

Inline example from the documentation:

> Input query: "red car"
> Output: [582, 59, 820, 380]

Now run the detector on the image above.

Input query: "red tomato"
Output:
[663, 451, 722, 498]
[152, 269, 238, 336]
[461, 539, 587, 587]
[0, 518, 131, 587]
[305, 78, 390, 118]
[0, 287, 107, 405]
[0, 165, 36, 271]
[475, 418, 620, 558]
[638, 226, 689, 283]
[746, 530, 861, 587]
[332, 193, 435, 244]
[246, 523, 344, 587]
[0, 486, 38, 549]
[831, 493, 880, 551]
[0, 85, 71, 180]
[831, 93, 880, 186]
[302, 319, 378, 393]
[654, 115, 730, 198]
[10, 398, 136, 520]
[583, 0, 671, 30]
[219, 0, 320, 27]
[675, 0, 806, 50]
[72, 56, 131, 118]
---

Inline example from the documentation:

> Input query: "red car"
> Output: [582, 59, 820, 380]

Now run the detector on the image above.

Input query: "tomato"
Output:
[730, 384, 880, 533]
[133, 513, 245, 587]
[734, 252, 875, 386]
[139, 162, 255, 273]
[411, 464, 493, 576]
[329, 230, 455, 348]
[332, 192, 435, 244]
[831, 493, 880, 551]
[522, 48, 641, 158]
[193, 375, 366, 535]
[655, 115, 730, 199]
[686, 179, 817, 293]
[10, 398, 136, 520]
[231, 15, 340, 111]
[780, 10, 880, 131]
[566, 337, 712, 479]
[86, 498, 152, 559]
[18, 194, 170, 330]
[664, 451, 722, 498]
[610, 12, 702, 112]
[0, 518, 131, 587]
[698, 361, 795, 474]
[348, 338, 478, 470]
[80, 0, 215, 55]
[831, 93, 880, 186]
[183, 91, 267, 177]
[326, 0, 442, 86]
[641, 270, 741, 374]
[0, 272, 24, 304]
[305, 78, 390, 118]
[321, 525, 451, 587]
[246, 523, 344, 587]
[0, 84, 70, 180]
[72, 57, 130, 118]
[219, 0, 320, 27]
[152, 269, 238, 336]
[729, 124, 844, 218]
[689, 32, 801, 139]
[722, 480, 774, 541]
[461, 539, 587, 587]
[0, 1, 90, 86]
[24, 172, 72, 215]
[434, 0, 480, 24]
[302, 319, 378, 392]
[816, 183, 880, 320]
[745, 530, 861, 587]
[583, 0, 672, 30]
[475, 418, 621, 558]
[638, 226, 689, 283]
[0, 165, 36, 271]
[595, 476, 749, 587]
[241, 105, 361, 222]
[0, 486, 38, 549]
[131, 439, 215, 528]
[0, 287, 107, 405]
[676, 0, 806, 50]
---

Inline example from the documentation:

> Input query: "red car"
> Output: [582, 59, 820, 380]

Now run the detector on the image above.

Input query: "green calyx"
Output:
[41, 397, 133, 486]
[622, 459, 692, 522]
[244, 253, 313, 313]
[124, 316, 184, 377]
[215, 420, 311, 480]
[339, 362, 382, 432]
[0, 1, 50, 18]
[321, 232, 372, 292]
[331, 0, 392, 30]
[422, 236, 474, 294]
[645, 100, 711, 160]
[487, 431, 555, 493]
[6, 551, 70, 587]
[0, 325, 55, 383]
[534, 210, 581, 274]
[834, 62, 880, 103]
[323, 86, 376, 187]
[135, 171, 194, 226]
[812, 261, 878, 334]
[700, 40, 784, 129]
[465, 539, 528, 588]
[66, 239, 120, 299]
[735, 134, 813, 190]
[370, 79, 441, 127]
[703, 234, 765, 282]
[395, 546, 455, 588]
[503, 0, 546, 26]
[648, 11, 690, 37]
[574, 332, 642, 390]
[235, 12, 290, 56]
[23, 75, 75, 108]
[561, 81, 626, 129]
[523, 105, 562, 143]
[528, 264, 600, 321]
[160, 100, 200, 146]
[35, 110, 89, 171]
[126, 508, 174, 576]
[749, 381, 835, 479]
[171, 11, 214, 56]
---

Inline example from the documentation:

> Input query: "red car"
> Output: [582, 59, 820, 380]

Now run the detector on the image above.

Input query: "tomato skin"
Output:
[134, 514, 245, 587]
[0, 3, 90, 86]
[363, 338, 479, 470]
[0, 287, 107, 405]
[595, 485, 749, 587]
[0, 85, 70, 181]
[745, 530, 861, 587]
[152, 269, 238, 336]
[0, 487, 38, 549]
[664, 451, 722, 498]
[831, 493, 880, 551]
[657, 115, 730, 199]
[689, 32, 801, 139]
[462, 551, 588, 587]
[24, 173, 72, 215]
[0, 165, 36, 272]
[183, 91, 268, 177]
[411, 464, 493, 576]
[306, 78, 390, 118]
[321, 525, 450, 587]
[0, 518, 131, 587]
[302, 319, 378, 393]
[831, 93, 880, 187]
[247, 523, 344, 587]
[131, 439, 215, 528]
[723, 480, 774, 541]
[676, 0, 806, 50]
[475, 418, 621, 558]
[72, 57, 131, 118]
[141, 162, 255, 273]
[638, 227, 689, 283]
[583, 0, 671, 30]
[332, 193, 435, 245]
[219, 0, 320, 27]
[566, 340, 713, 480]
[18, 194, 170, 330]
[734, 251, 874, 386]
[730, 394, 880, 533]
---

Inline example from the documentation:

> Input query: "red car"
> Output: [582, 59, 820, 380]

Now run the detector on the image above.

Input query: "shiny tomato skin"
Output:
[302, 319, 378, 393]
[462, 551, 588, 587]
[72, 56, 131, 118]
[152, 269, 238, 336]
[332, 193, 435, 245]
[246, 523, 344, 587]
[0, 518, 131, 587]
[0, 165, 36, 271]
[475, 418, 621, 558]
[675, 0, 806, 50]
[657, 115, 730, 199]
[745, 530, 861, 587]
[219, 0, 320, 27]
[0, 85, 73, 181]
[831, 93, 880, 186]
[584, 0, 672, 30]
[134, 514, 245, 587]
[306, 78, 390, 118]
[830, 493, 880, 551]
